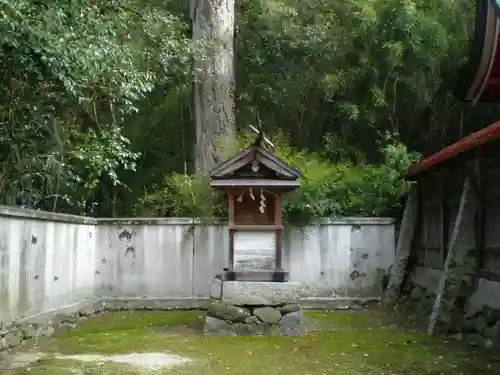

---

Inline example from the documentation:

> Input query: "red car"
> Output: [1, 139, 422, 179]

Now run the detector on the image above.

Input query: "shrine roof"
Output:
[209, 143, 301, 182]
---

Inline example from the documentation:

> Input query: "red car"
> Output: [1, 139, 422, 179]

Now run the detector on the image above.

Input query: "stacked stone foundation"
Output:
[399, 265, 500, 348]
[204, 280, 303, 336]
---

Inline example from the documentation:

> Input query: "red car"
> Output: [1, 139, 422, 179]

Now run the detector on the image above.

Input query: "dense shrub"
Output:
[137, 132, 419, 223]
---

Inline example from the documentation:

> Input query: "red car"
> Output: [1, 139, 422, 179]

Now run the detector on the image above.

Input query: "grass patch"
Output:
[6, 310, 500, 375]
[63, 310, 204, 335]
[307, 310, 381, 326]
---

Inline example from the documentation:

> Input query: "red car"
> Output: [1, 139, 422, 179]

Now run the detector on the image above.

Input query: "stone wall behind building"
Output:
[401, 264, 500, 346]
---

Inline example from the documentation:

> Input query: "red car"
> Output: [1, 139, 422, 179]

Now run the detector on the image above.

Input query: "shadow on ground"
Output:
[1, 308, 500, 374]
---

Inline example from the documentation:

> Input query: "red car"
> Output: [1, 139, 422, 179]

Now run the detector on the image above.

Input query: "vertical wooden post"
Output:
[384, 184, 419, 306]
[275, 229, 282, 272]
[439, 175, 448, 264]
[228, 192, 235, 272]
[475, 152, 484, 271]
[229, 229, 235, 272]
[427, 172, 478, 335]
[228, 192, 235, 225]
[275, 194, 283, 271]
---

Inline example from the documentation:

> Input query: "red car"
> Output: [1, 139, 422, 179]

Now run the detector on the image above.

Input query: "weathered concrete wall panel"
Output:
[193, 224, 229, 298]
[286, 222, 395, 298]
[96, 223, 194, 298]
[0, 207, 97, 329]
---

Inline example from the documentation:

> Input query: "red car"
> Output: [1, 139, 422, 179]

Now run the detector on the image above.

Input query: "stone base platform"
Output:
[203, 280, 303, 336]
[221, 270, 289, 282]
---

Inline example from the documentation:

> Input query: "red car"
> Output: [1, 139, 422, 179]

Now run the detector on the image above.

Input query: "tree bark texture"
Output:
[427, 174, 478, 336]
[383, 184, 419, 307]
[191, 0, 235, 173]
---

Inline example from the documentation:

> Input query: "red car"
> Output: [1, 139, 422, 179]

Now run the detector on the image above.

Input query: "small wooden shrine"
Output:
[209, 132, 301, 282]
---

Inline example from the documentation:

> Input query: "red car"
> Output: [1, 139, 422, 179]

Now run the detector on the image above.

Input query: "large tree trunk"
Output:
[191, 0, 235, 173]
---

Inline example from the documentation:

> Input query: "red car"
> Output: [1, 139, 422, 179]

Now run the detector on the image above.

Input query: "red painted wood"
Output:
[407, 122, 500, 177]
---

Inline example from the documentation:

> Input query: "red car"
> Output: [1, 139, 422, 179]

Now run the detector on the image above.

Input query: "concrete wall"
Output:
[0, 206, 395, 328]
[96, 218, 395, 301]
[284, 220, 394, 298]
[0, 207, 98, 329]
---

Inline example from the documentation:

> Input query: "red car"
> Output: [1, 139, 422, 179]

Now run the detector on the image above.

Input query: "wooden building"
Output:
[383, 0, 500, 336]
[406, 121, 500, 279]
[384, 122, 500, 335]
[459, 0, 500, 103]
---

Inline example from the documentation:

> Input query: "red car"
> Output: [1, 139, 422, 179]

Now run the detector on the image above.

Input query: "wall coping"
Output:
[0, 205, 97, 224]
[96, 217, 394, 225]
[96, 217, 226, 225]
[0, 205, 394, 226]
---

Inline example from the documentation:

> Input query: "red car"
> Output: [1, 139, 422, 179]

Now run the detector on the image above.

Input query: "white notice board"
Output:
[233, 231, 276, 271]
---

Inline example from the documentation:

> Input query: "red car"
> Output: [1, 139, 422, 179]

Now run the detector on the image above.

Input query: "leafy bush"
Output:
[137, 132, 419, 222]
[138, 173, 227, 218]
[277, 132, 420, 223]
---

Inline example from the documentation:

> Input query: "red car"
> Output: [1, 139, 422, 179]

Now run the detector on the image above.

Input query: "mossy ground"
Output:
[3, 309, 500, 375]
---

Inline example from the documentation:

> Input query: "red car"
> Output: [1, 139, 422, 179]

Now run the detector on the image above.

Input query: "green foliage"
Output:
[0, 0, 193, 214]
[280, 132, 420, 223]
[138, 131, 419, 223]
[0, 0, 492, 219]
[235, 0, 477, 155]
[137, 173, 227, 218]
